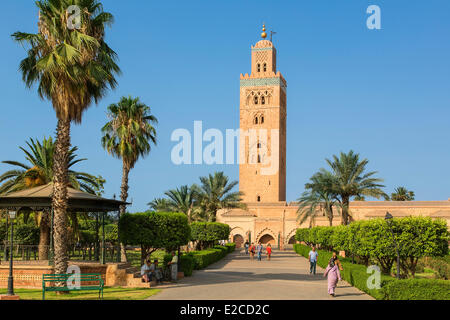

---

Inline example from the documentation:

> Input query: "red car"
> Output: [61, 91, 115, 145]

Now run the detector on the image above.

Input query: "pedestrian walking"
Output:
[308, 246, 318, 275]
[250, 242, 256, 260]
[244, 241, 249, 255]
[266, 243, 272, 261]
[256, 242, 263, 261]
[324, 252, 342, 297]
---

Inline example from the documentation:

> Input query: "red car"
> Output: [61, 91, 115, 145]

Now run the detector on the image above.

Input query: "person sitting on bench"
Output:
[141, 259, 152, 283]
[150, 259, 163, 284]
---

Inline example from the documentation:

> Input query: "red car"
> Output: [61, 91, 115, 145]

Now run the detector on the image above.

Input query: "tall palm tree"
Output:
[390, 187, 415, 201]
[0, 137, 100, 259]
[193, 172, 245, 222]
[12, 0, 120, 275]
[101, 96, 157, 261]
[325, 150, 387, 225]
[297, 171, 339, 226]
[164, 185, 198, 223]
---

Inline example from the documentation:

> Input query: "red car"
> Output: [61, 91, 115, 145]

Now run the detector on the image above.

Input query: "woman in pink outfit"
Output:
[323, 254, 342, 297]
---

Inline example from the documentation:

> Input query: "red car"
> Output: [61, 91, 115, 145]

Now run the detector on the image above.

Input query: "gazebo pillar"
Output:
[101, 212, 106, 265]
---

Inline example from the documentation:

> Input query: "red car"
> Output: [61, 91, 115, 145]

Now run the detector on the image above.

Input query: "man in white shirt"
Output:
[168, 251, 178, 282]
[309, 247, 318, 275]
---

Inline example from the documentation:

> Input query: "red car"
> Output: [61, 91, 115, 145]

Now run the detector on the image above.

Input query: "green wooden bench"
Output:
[42, 273, 104, 300]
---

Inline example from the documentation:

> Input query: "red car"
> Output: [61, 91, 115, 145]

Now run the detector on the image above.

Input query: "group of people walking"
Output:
[243, 241, 272, 261]
[308, 246, 343, 297]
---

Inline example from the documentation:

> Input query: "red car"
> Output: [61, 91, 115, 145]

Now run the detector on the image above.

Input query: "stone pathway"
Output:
[148, 250, 373, 300]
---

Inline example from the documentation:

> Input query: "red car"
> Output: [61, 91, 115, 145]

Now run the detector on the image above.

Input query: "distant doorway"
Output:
[288, 236, 296, 244]
[233, 234, 244, 248]
[259, 234, 276, 245]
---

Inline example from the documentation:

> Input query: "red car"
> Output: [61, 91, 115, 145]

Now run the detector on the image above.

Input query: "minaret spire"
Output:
[261, 24, 267, 39]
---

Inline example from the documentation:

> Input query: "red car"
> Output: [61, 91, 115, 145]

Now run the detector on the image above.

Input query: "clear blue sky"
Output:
[1, 0, 449, 212]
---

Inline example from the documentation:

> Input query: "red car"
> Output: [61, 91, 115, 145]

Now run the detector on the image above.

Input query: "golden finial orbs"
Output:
[261, 24, 267, 39]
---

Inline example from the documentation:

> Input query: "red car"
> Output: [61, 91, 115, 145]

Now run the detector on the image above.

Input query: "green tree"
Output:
[101, 96, 157, 261]
[148, 198, 174, 212]
[164, 185, 198, 223]
[297, 171, 339, 226]
[193, 172, 244, 222]
[390, 187, 415, 201]
[119, 212, 190, 265]
[394, 217, 449, 277]
[0, 137, 100, 259]
[190, 222, 231, 250]
[12, 0, 120, 275]
[324, 150, 387, 225]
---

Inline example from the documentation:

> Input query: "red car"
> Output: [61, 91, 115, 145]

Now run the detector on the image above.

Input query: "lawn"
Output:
[0, 287, 160, 300]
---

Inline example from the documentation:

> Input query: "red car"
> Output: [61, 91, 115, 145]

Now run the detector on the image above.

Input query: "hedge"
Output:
[295, 217, 449, 277]
[293, 243, 450, 300]
[183, 243, 236, 273]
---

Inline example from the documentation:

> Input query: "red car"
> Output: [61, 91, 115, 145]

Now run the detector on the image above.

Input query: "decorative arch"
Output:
[255, 227, 278, 244]
[285, 228, 298, 244]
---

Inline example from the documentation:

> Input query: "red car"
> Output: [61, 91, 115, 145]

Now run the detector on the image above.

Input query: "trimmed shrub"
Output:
[293, 243, 449, 300]
[119, 211, 191, 265]
[383, 279, 450, 300]
[191, 222, 231, 249]
[190, 245, 233, 270]
[225, 242, 236, 253]
[180, 254, 194, 276]
[295, 217, 449, 277]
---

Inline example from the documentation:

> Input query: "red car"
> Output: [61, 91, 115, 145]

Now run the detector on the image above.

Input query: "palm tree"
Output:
[101, 96, 157, 261]
[0, 137, 100, 259]
[148, 198, 174, 212]
[297, 171, 339, 226]
[325, 150, 387, 225]
[193, 172, 245, 222]
[12, 0, 120, 275]
[390, 187, 415, 201]
[164, 185, 198, 223]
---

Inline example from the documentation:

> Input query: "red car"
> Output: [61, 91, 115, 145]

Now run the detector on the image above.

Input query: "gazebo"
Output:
[0, 183, 129, 265]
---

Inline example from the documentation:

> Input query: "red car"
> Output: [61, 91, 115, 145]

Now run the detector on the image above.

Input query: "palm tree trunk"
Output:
[52, 119, 71, 275]
[38, 210, 50, 260]
[342, 196, 350, 225]
[119, 159, 130, 262]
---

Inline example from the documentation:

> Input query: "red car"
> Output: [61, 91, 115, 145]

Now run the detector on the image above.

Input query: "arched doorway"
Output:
[288, 235, 296, 244]
[259, 234, 275, 245]
[233, 234, 244, 248]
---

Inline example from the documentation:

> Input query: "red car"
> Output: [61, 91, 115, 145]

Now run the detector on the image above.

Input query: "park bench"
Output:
[42, 273, 104, 300]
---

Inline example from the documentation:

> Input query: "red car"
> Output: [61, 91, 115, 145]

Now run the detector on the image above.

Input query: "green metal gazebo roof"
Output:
[0, 183, 129, 212]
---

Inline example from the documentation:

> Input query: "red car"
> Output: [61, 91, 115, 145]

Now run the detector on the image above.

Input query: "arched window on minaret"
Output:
[257, 64, 261, 72]
[257, 155, 261, 163]
[261, 116, 264, 124]
[257, 196, 261, 202]
[254, 116, 258, 124]
[261, 96, 265, 105]
[263, 63, 267, 72]
[254, 96, 258, 105]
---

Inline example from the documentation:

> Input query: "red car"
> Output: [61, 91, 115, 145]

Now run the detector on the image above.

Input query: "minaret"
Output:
[239, 25, 287, 203]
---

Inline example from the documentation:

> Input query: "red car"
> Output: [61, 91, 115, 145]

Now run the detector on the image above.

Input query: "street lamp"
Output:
[7, 210, 16, 296]
[385, 212, 400, 279]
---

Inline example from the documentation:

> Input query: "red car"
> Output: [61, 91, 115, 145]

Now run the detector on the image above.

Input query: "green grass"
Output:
[126, 249, 168, 268]
[0, 287, 160, 300]
[415, 268, 437, 279]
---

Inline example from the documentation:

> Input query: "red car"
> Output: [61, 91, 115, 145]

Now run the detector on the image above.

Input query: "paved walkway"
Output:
[149, 249, 373, 300]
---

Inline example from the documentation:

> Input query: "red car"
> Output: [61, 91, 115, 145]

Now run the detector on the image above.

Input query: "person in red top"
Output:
[249, 242, 256, 260]
[266, 244, 272, 261]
